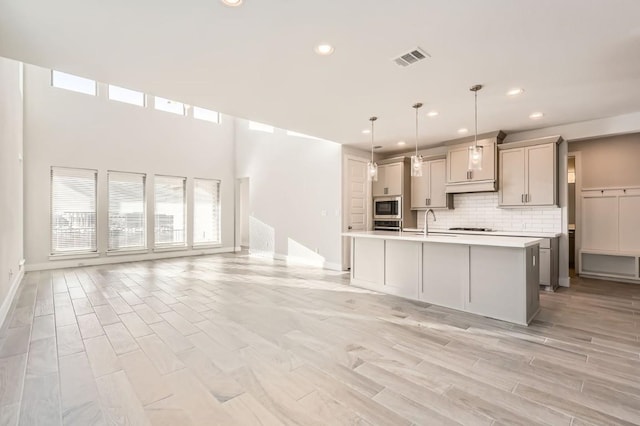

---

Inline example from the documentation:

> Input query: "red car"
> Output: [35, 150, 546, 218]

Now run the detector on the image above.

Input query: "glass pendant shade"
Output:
[468, 145, 483, 171]
[411, 155, 423, 177]
[367, 161, 378, 181]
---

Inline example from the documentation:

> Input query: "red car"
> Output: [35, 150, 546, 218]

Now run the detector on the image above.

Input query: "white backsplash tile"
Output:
[415, 192, 562, 233]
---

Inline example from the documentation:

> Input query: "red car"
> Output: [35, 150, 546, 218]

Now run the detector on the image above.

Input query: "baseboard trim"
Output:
[25, 247, 236, 272]
[0, 267, 25, 329]
[249, 251, 344, 272]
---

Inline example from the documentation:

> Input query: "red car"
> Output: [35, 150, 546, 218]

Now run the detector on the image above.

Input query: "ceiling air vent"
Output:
[393, 47, 431, 67]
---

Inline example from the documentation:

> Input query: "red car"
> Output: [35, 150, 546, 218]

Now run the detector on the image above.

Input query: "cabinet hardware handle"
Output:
[428, 198, 431, 205]
[601, 190, 604, 194]
[521, 194, 524, 203]
[425, 198, 428, 206]
[624, 189, 627, 193]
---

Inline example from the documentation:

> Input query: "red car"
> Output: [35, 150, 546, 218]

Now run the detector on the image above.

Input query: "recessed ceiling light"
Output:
[457, 128, 468, 134]
[221, 0, 243, 7]
[529, 112, 544, 119]
[362, 129, 371, 135]
[397, 141, 406, 146]
[427, 111, 439, 117]
[314, 43, 335, 56]
[507, 88, 524, 96]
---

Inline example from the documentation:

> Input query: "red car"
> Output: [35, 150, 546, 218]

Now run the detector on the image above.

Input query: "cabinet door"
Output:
[619, 194, 640, 252]
[447, 146, 471, 183]
[411, 173, 429, 209]
[539, 248, 550, 285]
[384, 163, 403, 196]
[428, 159, 448, 208]
[371, 164, 387, 197]
[526, 143, 555, 205]
[499, 148, 526, 206]
[582, 195, 618, 251]
[470, 141, 495, 181]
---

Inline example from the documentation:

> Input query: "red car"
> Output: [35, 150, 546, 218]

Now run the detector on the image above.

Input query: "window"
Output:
[154, 176, 186, 247]
[193, 179, 221, 245]
[108, 85, 145, 107]
[108, 172, 146, 251]
[249, 121, 274, 133]
[51, 167, 97, 254]
[193, 107, 220, 124]
[51, 70, 96, 96]
[154, 96, 185, 115]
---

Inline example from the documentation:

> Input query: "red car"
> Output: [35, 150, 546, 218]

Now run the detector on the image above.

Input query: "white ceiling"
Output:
[1, 0, 640, 152]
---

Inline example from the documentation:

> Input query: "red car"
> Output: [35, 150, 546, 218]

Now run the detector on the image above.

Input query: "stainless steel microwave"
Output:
[374, 196, 402, 220]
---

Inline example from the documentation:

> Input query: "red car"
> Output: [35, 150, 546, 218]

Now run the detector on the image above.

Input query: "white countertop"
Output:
[402, 228, 562, 238]
[343, 230, 543, 248]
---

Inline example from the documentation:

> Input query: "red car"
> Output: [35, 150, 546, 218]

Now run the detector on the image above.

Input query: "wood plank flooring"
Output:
[1, 254, 639, 425]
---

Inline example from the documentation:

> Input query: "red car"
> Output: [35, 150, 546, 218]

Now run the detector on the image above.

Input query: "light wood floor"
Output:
[1, 254, 639, 425]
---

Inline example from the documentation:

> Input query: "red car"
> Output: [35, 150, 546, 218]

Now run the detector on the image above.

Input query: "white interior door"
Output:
[343, 156, 369, 270]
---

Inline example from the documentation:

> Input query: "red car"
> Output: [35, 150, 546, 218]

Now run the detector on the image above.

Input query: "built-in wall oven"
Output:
[373, 196, 402, 220]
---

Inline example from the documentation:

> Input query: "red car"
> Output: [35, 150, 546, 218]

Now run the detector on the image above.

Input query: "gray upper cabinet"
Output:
[445, 132, 504, 193]
[372, 162, 403, 197]
[411, 158, 452, 209]
[499, 137, 560, 207]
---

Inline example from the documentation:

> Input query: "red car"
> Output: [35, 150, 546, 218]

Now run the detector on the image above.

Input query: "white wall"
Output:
[235, 120, 343, 270]
[0, 57, 24, 324]
[23, 64, 236, 270]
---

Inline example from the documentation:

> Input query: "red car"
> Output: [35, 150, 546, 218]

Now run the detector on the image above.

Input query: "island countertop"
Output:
[342, 230, 543, 248]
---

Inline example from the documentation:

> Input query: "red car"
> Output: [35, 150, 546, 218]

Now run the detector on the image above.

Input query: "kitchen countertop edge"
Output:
[342, 231, 543, 248]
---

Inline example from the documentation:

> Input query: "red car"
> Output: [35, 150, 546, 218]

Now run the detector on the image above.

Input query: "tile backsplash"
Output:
[415, 192, 562, 233]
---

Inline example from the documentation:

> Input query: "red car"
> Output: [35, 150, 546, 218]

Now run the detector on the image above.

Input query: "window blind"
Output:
[154, 176, 186, 246]
[108, 172, 146, 250]
[51, 167, 97, 254]
[193, 179, 221, 245]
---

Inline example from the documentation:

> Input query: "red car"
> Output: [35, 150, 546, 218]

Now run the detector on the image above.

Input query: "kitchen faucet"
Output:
[423, 208, 436, 236]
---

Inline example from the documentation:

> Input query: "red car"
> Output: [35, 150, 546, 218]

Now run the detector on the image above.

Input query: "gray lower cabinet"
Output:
[466, 245, 539, 324]
[349, 236, 540, 325]
[421, 243, 467, 310]
[384, 240, 421, 299]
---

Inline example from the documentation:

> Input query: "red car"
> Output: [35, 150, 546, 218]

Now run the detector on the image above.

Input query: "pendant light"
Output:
[411, 102, 424, 177]
[468, 84, 483, 171]
[367, 116, 378, 181]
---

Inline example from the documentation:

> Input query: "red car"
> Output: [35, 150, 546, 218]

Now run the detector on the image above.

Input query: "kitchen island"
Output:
[343, 231, 542, 325]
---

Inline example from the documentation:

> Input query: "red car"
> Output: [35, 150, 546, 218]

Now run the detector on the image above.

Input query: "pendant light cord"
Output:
[415, 105, 419, 157]
[412, 103, 422, 156]
[369, 116, 377, 163]
[474, 89, 478, 148]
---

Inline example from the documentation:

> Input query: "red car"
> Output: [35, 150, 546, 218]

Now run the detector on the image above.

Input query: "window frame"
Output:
[153, 175, 187, 250]
[192, 178, 222, 247]
[50, 166, 99, 256]
[107, 171, 148, 253]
